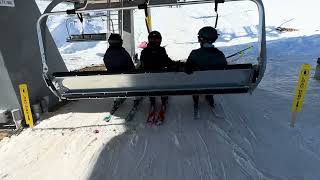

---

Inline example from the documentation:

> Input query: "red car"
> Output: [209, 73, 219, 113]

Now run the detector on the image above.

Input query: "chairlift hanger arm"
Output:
[138, 0, 152, 33]
[213, 0, 224, 28]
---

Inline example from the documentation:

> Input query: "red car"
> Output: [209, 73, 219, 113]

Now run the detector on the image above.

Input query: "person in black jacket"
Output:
[140, 31, 174, 71]
[185, 26, 227, 118]
[103, 33, 135, 73]
[103, 33, 136, 110]
[140, 31, 175, 124]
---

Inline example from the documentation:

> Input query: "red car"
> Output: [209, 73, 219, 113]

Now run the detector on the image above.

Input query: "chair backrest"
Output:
[66, 33, 107, 42]
[51, 64, 255, 99]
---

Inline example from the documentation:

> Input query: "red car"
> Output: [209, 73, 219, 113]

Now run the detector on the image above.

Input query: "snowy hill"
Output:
[0, 0, 319, 180]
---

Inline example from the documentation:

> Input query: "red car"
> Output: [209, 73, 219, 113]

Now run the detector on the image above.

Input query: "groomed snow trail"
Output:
[1, 86, 319, 180]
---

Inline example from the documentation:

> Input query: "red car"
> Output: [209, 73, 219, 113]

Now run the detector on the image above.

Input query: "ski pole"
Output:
[226, 45, 253, 59]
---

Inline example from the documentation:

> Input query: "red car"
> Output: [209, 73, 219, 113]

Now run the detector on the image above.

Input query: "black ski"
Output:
[209, 103, 225, 119]
[125, 97, 144, 122]
[205, 97, 225, 119]
[111, 99, 126, 114]
[104, 98, 126, 122]
[193, 105, 200, 119]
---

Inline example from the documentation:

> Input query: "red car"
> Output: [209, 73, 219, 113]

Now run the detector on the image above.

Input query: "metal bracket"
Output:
[138, 3, 148, 9]
[215, 0, 225, 3]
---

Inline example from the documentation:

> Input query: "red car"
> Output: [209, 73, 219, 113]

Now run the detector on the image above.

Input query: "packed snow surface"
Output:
[0, 0, 320, 179]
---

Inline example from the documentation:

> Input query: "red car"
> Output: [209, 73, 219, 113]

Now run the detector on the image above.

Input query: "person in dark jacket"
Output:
[103, 33, 135, 73]
[185, 26, 227, 118]
[140, 31, 174, 71]
[140, 31, 175, 124]
[103, 33, 136, 110]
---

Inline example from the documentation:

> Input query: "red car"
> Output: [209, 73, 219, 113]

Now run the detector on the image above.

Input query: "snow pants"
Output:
[193, 95, 214, 108]
[150, 97, 168, 106]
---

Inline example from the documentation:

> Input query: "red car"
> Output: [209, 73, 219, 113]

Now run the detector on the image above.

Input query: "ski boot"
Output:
[155, 104, 167, 125]
[147, 105, 156, 124]
[193, 103, 200, 119]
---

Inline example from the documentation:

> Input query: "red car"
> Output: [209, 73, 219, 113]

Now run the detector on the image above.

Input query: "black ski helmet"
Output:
[198, 26, 219, 43]
[148, 31, 162, 45]
[108, 33, 123, 47]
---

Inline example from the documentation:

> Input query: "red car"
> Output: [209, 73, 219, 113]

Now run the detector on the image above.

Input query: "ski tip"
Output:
[155, 120, 164, 126]
[193, 115, 200, 120]
[104, 115, 112, 122]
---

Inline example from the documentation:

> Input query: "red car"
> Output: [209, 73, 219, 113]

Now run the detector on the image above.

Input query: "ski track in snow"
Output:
[220, 161, 227, 180]
[196, 130, 215, 180]
[171, 132, 181, 149]
[135, 139, 149, 171]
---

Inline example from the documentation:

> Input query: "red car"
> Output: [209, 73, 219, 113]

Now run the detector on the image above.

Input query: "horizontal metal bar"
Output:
[41, 0, 231, 16]
[53, 64, 253, 77]
[85, 0, 222, 10]
[62, 87, 250, 100]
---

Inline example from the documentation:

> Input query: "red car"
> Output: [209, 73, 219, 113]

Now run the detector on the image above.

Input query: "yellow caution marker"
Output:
[291, 64, 312, 127]
[19, 84, 34, 128]
[145, 16, 152, 32]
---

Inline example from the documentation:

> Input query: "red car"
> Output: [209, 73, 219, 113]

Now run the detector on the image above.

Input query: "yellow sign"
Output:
[292, 64, 312, 113]
[19, 84, 34, 127]
[291, 64, 312, 127]
[145, 16, 152, 31]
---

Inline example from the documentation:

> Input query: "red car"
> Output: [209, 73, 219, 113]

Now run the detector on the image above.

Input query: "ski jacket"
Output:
[185, 46, 227, 73]
[103, 46, 135, 73]
[140, 45, 174, 71]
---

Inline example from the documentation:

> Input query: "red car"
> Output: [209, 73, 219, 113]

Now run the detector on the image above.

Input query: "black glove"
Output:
[172, 61, 184, 72]
[185, 67, 193, 75]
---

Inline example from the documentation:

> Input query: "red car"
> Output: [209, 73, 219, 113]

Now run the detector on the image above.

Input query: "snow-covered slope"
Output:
[0, 87, 319, 179]
[0, 0, 319, 180]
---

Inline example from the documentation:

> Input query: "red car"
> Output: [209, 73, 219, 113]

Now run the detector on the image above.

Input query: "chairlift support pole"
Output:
[106, 0, 110, 34]
[130, 9, 135, 57]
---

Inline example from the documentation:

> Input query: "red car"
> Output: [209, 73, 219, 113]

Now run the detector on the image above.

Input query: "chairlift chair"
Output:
[66, 33, 107, 42]
[65, 12, 107, 42]
[36, 0, 266, 101]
